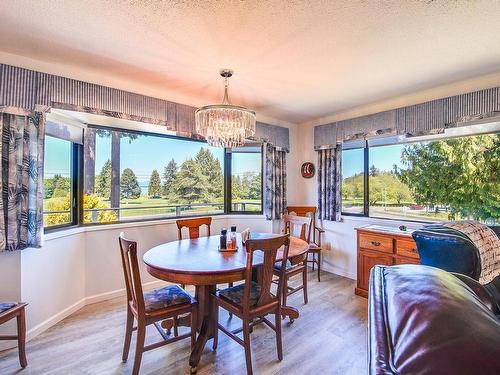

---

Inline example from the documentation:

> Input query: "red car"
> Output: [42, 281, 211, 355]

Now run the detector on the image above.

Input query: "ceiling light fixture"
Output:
[195, 69, 256, 148]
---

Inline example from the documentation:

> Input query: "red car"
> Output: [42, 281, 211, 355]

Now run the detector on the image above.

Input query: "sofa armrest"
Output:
[452, 273, 500, 315]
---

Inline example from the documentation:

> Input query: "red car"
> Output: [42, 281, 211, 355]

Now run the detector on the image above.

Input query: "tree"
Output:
[369, 164, 379, 177]
[248, 174, 262, 200]
[162, 159, 178, 199]
[148, 169, 162, 198]
[120, 168, 141, 199]
[398, 134, 500, 220]
[44, 193, 116, 226]
[174, 158, 209, 203]
[95, 159, 112, 199]
[195, 148, 223, 200]
[52, 174, 71, 198]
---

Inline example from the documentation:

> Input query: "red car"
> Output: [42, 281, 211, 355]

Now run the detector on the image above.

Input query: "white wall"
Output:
[0, 215, 274, 351]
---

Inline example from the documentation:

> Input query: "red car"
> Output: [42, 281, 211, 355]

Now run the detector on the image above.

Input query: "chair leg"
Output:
[132, 324, 146, 375]
[228, 283, 233, 319]
[317, 251, 321, 282]
[282, 276, 288, 318]
[191, 309, 197, 350]
[122, 308, 134, 362]
[311, 252, 315, 271]
[275, 310, 283, 361]
[173, 316, 179, 337]
[302, 265, 308, 305]
[243, 320, 253, 375]
[212, 303, 219, 350]
[17, 308, 27, 368]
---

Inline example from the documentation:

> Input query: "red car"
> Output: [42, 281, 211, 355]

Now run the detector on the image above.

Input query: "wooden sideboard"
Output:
[355, 225, 419, 298]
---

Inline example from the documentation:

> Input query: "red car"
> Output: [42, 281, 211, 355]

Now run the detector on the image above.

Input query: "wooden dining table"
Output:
[143, 232, 309, 371]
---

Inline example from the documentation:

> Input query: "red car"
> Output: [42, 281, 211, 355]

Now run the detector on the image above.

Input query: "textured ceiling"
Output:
[1, 0, 500, 124]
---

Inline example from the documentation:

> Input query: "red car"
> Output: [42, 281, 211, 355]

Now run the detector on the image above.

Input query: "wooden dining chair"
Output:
[0, 302, 28, 368]
[119, 233, 197, 375]
[286, 206, 325, 281]
[211, 235, 290, 375]
[273, 214, 312, 309]
[176, 217, 212, 240]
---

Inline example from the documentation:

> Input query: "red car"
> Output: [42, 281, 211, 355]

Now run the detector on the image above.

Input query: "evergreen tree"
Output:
[148, 169, 162, 198]
[52, 174, 71, 197]
[174, 158, 209, 203]
[120, 168, 141, 199]
[248, 174, 262, 200]
[95, 159, 112, 199]
[195, 148, 223, 200]
[162, 159, 178, 198]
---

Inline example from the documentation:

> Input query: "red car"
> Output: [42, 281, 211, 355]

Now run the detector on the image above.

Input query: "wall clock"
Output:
[301, 162, 315, 178]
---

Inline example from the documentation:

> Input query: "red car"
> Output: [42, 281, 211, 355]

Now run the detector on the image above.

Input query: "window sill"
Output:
[43, 213, 268, 242]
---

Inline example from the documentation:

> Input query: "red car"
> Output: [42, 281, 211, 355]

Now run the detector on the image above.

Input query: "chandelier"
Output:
[195, 69, 256, 148]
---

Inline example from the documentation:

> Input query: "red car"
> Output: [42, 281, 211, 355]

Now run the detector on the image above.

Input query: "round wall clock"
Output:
[301, 162, 315, 178]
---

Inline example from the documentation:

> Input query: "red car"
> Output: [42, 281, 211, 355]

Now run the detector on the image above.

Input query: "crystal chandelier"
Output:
[195, 69, 256, 148]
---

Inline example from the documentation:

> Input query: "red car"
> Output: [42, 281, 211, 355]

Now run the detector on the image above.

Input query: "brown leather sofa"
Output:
[369, 264, 500, 374]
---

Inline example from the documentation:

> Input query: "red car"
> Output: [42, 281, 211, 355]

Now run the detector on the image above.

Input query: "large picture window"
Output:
[43, 125, 264, 229]
[341, 132, 499, 223]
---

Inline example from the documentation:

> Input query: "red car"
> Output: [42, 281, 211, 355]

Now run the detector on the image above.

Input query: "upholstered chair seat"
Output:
[0, 302, 17, 313]
[218, 281, 262, 307]
[143, 285, 194, 313]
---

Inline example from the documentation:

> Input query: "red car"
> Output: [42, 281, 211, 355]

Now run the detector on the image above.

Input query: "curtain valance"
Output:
[0, 64, 290, 150]
[314, 87, 500, 150]
[251, 122, 290, 152]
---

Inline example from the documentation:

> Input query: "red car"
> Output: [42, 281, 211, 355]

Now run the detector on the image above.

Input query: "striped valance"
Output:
[314, 87, 500, 150]
[251, 122, 290, 152]
[0, 64, 289, 149]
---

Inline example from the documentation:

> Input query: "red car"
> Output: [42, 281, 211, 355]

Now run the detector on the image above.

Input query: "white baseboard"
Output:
[0, 280, 167, 353]
[320, 262, 356, 280]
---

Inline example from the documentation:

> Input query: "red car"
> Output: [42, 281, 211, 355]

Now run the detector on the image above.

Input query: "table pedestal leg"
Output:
[189, 284, 216, 370]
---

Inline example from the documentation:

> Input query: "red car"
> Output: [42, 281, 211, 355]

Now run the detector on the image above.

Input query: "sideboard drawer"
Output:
[359, 233, 393, 254]
[396, 239, 419, 259]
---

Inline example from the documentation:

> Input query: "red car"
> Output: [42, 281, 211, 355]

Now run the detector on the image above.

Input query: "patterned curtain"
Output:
[0, 111, 45, 251]
[317, 145, 342, 221]
[264, 143, 287, 220]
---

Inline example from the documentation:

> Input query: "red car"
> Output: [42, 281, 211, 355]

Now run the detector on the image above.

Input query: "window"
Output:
[229, 146, 263, 212]
[43, 122, 264, 228]
[341, 148, 365, 215]
[43, 136, 78, 228]
[341, 132, 499, 223]
[85, 129, 226, 223]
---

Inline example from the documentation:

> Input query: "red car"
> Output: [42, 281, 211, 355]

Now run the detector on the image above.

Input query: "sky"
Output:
[342, 144, 406, 178]
[43, 133, 261, 182]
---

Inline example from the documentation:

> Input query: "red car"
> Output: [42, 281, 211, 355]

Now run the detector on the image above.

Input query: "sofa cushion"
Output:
[369, 265, 500, 374]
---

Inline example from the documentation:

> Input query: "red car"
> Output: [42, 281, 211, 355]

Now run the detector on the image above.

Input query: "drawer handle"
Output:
[371, 241, 381, 246]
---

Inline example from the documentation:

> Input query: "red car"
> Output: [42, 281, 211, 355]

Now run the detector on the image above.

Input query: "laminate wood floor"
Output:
[0, 271, 368, 375]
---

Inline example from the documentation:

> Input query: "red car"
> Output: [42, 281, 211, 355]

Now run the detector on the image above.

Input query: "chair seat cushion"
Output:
[218, 281, 261, 307]
[274, 260, 293, 271]
[143, 285, 192, 313]
[0, 303, 16, 313]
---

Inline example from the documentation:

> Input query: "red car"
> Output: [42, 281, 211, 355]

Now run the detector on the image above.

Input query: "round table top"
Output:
[143, 233, 309, 285]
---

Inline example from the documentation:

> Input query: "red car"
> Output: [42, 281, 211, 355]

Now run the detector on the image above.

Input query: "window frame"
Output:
[43, 136, 82, 232]
[225, 144, 264, 215]
[44, 126, 265, 230]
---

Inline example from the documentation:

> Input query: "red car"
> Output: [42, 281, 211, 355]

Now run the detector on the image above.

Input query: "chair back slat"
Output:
[243, 235, 290, 311]
[283, 214, 312, 243]
[286, 206, 317, 243]
[176, 217, 212, 240]
[118, 233, 145, 314]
